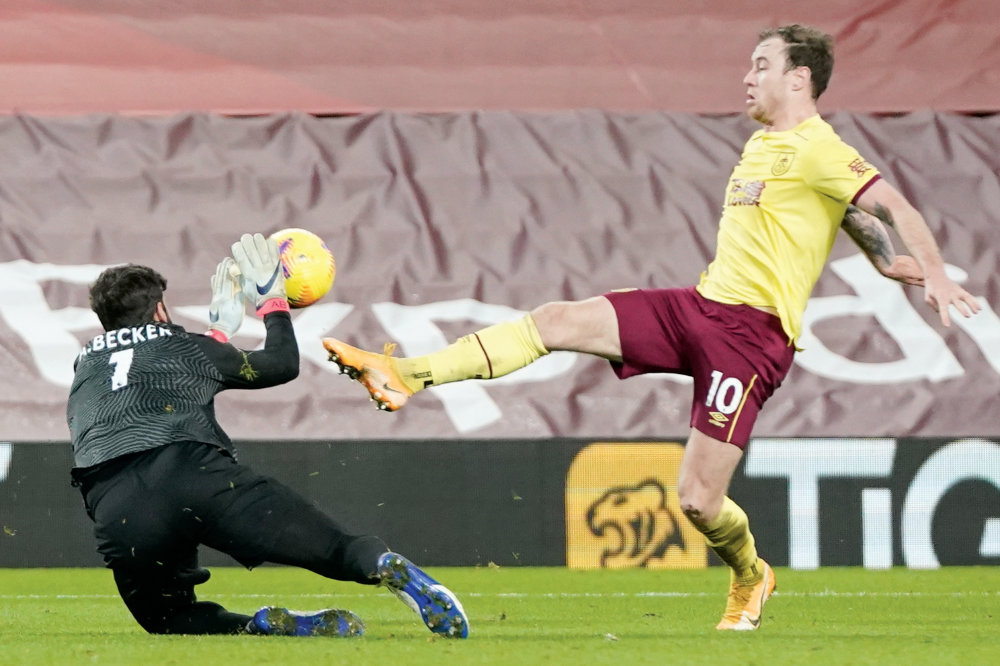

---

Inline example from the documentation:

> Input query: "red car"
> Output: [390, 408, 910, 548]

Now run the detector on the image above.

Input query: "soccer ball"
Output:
[268, 228, 336, 308]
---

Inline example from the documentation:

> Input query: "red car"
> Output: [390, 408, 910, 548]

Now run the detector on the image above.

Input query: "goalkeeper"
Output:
[67, 233, 469, 639]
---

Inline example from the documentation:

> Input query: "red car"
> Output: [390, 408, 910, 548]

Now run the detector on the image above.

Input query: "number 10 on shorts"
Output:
[705, 370, 745, 415]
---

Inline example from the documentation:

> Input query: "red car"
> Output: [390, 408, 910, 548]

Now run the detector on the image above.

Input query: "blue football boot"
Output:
[249, 606, 364, 637]
[377, 552, 470, 638]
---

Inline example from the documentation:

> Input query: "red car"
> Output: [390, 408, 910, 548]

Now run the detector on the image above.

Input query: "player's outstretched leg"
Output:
[377, 552, 470, 638]
[323, 338, 414, 411]
[323, 317, 548, 412]
[248, 606, 365, 637]
[715, 559, 776, 631]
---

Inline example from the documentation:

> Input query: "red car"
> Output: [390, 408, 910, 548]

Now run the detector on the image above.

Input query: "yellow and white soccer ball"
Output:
[268, 228, 336, 308]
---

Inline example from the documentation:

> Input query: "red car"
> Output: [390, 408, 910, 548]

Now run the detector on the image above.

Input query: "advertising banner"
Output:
[1, 438, 996, 569]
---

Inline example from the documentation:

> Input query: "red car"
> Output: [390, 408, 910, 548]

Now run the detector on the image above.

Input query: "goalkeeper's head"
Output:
[90, 264, 170, 331]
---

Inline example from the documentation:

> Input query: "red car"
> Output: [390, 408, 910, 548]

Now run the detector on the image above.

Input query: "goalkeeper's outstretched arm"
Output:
[195, 311, 300, 389]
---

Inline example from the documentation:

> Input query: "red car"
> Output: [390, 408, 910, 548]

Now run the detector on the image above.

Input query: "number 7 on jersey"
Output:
[109, 349, 135, 391]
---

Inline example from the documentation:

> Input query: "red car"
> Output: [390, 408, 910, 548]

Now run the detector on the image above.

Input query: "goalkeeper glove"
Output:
[231, 232, 288, 315]
[207, 257, 245, 342]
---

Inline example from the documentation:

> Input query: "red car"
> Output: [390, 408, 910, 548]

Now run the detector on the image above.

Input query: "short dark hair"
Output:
[89, 264, 167, 330]
[758, 24, 834, 100]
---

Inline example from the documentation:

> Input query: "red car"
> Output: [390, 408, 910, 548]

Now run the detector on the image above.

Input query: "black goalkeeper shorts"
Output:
[74, 441, 382, 583]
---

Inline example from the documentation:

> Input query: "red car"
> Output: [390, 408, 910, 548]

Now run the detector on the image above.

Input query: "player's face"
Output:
[742, 37, 791, 125]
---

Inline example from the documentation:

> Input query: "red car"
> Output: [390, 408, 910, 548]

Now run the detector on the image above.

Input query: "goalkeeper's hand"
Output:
[207, 257, 245, 342]
[231, 232, 288, 314]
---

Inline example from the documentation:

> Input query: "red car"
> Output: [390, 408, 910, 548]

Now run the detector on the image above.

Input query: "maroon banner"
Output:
[0, 1, 999, 115]
[0, 110, 998, 441]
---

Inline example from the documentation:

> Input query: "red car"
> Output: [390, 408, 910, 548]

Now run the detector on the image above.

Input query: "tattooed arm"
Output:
[841, 204, 925, 286]
[855, 178, 980, 326]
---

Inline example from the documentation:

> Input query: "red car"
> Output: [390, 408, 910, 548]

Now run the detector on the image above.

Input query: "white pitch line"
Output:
[0, 590, 994, 601]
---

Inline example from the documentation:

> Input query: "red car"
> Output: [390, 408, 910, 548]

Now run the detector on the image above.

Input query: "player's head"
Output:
[744, 24, 834, 124]
[90, 264, 170, 330]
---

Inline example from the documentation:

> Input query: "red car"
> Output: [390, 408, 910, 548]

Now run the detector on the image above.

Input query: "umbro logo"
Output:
[708, 411, 729, 428]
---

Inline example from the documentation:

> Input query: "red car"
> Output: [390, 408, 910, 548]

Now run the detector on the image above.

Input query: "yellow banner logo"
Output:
[566, 443, 707, 569]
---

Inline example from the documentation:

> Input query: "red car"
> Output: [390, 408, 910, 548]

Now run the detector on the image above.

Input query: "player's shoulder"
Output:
[785, 115, 835, 143]
[793, 116, 866, 168]
[796, 115, 857, 149]
[748, 116, 837, 150]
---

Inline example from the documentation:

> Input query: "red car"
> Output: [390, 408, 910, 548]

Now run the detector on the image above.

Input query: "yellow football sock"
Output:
[699, 496, 762, 585]
[396, 315, 549, 392]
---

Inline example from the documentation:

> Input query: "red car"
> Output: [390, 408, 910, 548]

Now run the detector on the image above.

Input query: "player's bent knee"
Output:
[680, 502, 709, 528]
[677, 486, 724, 527]
[676, 480, 702, 520]
[530, 297, 619, 355]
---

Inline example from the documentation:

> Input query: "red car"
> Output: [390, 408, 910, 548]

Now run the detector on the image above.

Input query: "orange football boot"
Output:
[322, 338, 414, 411]
[715, 559, 776, 631]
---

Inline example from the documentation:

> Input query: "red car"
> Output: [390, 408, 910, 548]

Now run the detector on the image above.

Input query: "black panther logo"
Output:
[586, 480, 686, 568]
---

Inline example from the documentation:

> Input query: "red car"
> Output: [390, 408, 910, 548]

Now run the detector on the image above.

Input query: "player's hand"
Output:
[231, 232, 287, 310]
[208, 257, 245, 341]
[923, 273, 981, 327]
[881, 255, 925, 286]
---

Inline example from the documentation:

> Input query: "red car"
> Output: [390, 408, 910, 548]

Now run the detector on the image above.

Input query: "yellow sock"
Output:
[395, 315, 548, 393]
[699, 497, 762, 585]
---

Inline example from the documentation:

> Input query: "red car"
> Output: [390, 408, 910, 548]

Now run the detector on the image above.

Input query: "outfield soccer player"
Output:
[322, 24, 981, 630]
[67, 233, 469, 638]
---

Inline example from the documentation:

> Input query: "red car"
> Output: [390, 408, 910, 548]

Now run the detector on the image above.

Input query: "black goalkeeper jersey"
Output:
[67, 312, 298, 469]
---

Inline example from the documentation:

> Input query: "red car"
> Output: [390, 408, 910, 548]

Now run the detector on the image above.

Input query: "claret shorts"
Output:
[604, 286, 795, 449]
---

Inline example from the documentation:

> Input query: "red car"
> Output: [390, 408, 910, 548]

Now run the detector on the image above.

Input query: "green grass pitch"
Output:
[1, 566, 996, 665]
